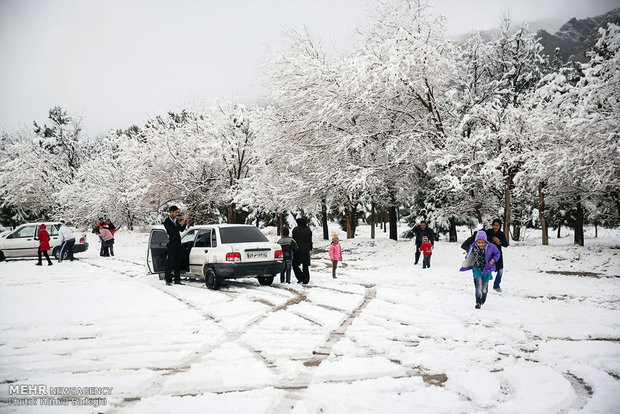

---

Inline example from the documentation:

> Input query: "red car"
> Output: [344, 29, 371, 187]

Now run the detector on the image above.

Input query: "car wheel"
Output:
[257, 276, 274, 286]
[204, 267, 221, 290]
[53, 247, 68, 261]
[0, 251, 5, 262]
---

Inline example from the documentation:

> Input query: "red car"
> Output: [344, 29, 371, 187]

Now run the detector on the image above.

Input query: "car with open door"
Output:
[146, 224, 283, 290]
[0, 222, 89, 261]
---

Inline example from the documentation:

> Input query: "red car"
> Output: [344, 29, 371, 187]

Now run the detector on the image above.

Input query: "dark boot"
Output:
[481, 294, 487, 305]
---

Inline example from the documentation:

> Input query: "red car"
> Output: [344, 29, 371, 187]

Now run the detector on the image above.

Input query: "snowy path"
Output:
[1, 228, 619, 413]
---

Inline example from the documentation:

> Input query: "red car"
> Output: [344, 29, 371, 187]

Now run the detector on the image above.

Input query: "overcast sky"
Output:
[1, 0, 617, 137]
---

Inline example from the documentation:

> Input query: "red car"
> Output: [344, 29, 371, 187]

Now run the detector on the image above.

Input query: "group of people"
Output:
[275, 219, 343, 284]
[412, 219, 508, 309]
[93, 217, 116, 257]
[35, 221, 76, 265]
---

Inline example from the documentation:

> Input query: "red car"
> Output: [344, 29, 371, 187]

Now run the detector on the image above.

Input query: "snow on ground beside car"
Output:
[0, 224, 618, 413]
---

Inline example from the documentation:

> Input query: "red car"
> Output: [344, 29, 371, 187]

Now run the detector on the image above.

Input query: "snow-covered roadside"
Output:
[0, 225, 618, 413]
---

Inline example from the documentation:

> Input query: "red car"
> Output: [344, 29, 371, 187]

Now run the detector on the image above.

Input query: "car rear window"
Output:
[219, 226, 268, 244]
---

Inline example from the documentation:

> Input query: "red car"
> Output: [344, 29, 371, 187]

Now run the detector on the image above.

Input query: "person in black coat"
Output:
[292, 217, 313, 284]
[485, 219, 509, 292]
[163, 205, 189, 286]
[412, 221, 435, 265]
[461, 219, 509, 292]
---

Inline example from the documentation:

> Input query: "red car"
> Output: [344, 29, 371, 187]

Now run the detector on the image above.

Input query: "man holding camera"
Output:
[163, 205, 189, 286]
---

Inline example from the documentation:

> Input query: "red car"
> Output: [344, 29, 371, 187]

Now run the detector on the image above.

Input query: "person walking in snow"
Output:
[292, 217, 312, 284]
[412, 221, 435, 265]
[419, 236, 433, 269]
[485, 219, 509, 292]
[277, 227, 298, 284]
[57, 221, 75, 262]
[93, 217, 105, 256]
[329, 234, 343, 279]
[96, 226, 114, 257]
[35, 224, 53, 266]
[460, 231, 500, 309]
[104, 219, 116, 257]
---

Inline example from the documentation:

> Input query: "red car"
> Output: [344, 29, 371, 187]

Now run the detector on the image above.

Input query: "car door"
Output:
[45, 224, 61, 250]
[3, 225, 38, 258]
[146, 229, 168, 274]
[189, 228, 214, 276]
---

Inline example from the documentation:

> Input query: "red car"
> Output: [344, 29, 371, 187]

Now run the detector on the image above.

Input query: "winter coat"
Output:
[37, 225, 50, 251]
[277, 236, 299, 262]
[413, 225, 435, 245]
[59, 225, 75, 242]
[105, 222, 116, 236]
[98, 228, 114, 241]
[163, 216, 186, 248]
[460, 231, 500, 274]
[484, 228, 508, 269]
[292, 218, 312, 266]
[419, 241, 433, 256]
[329, 242, 343, 261]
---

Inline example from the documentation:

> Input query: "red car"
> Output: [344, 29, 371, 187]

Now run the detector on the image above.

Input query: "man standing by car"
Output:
[58, 222, 75, 262]
[413, 221, 435, 265]
[164, 206, 189, 286]
[292, 217, 312, 284]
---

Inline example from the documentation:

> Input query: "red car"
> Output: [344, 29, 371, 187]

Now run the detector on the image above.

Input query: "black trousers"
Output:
[165, 245, 182, 283]
[293, 262, 310, 284]
[415, 241, 422, 264]
[37, 250, 52, 264]
[422, 255, 431, 268]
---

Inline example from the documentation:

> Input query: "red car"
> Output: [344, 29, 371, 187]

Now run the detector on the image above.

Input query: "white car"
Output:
[0, 222, 89, 261]
[146, 224, 284, 290]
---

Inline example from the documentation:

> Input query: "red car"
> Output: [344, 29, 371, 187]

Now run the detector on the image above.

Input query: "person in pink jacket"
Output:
[96, 227, 114, 257]
[329, 234, 343, 279]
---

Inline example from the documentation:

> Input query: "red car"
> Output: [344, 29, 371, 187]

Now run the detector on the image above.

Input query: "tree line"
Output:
[1, 1, 618, 246]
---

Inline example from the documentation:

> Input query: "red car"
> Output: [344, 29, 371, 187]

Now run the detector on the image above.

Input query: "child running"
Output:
[419, 236, 433, 268]
[329, 234, 343, 279]
[460, 231, 500, 309]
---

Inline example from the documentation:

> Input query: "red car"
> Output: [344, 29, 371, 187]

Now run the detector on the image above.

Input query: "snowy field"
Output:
[0, 224, 619, 413]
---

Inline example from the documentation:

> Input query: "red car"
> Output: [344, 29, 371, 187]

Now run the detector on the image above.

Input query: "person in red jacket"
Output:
[419, 236, 433, 269]
[36, 224, 53, 266]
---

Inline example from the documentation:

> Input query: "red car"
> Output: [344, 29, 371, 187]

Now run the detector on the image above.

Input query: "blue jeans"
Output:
[281, 261, 292, 283]
[474, 276, 489, 299]
[493, 268, 504, 289]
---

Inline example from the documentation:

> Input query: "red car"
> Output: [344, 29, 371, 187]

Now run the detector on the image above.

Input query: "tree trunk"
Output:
[346, 202, 357, 239]
[370, 201, 376, 239]
[383, 213, 387, 233]
[557, 221, 561, 239]
[321, 199, 329, 240]
[448, 217, 457, 242]
[476, 209, 482, 225]
[574, 201, 585, 246]
[278, 213, 283, 236]
[503, 173, 512, 239]
[512, 223, 520, 242]
[594, 222, 598, 238]
[256, 215, 259, 228]
[389, 205, 398, 241]
[227, 203, 237, 224]
[538, 183, 548, 245]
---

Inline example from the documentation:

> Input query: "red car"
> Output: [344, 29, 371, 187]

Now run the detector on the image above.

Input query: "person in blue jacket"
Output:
[460, 231, 500, 309]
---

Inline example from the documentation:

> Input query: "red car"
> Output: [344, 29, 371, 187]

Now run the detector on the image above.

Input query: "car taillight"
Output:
[226, 252, 241, 262]
[79, 237, 85, 243]
[275, 250, 283, 259]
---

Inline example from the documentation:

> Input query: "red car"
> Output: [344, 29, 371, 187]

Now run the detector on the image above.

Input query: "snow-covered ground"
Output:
[1, 224, 619, 413]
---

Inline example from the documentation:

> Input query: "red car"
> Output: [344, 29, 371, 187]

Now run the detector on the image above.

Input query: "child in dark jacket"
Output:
[460, 231, 500, 309]
[419, 236, 433, 268]
[277, 227, 298, 284]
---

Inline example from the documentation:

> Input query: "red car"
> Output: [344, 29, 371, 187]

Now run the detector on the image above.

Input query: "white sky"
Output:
[0, 0, 617, 137]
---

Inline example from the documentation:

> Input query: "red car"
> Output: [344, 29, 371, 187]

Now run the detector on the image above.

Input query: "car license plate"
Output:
[247, 252, 267, 259]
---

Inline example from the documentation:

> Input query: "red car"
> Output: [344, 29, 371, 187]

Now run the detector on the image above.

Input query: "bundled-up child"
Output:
[460, 231, 500, 309]
[277, 227, 298, 284]
[329, 234, 343, 279]
[419, 236, 433, 269]
[35, 224, 53, 266]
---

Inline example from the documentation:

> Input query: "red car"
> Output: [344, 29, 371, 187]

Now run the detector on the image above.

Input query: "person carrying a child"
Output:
[329, 234, 343, 279]
[460, 231, 500, 309]
[419, 236, 433, 269]
[277, 227, 298, 284]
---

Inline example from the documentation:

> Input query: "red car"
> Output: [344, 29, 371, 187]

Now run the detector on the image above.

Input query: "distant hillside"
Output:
[537, 8, 620, 62]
